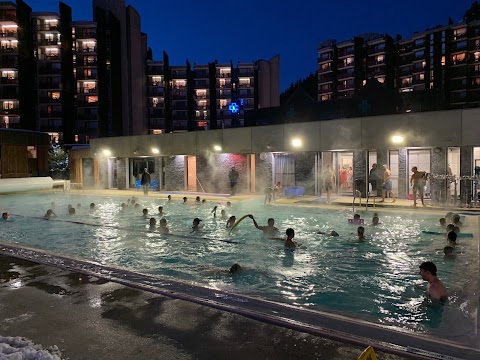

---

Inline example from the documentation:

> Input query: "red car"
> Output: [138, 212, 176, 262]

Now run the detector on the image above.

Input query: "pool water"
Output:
[0, 193, 478, 336]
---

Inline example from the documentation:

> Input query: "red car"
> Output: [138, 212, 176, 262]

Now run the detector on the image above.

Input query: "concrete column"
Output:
[460, 146, 473, 204]
[353, 150, 367, 197]
[431, 147, 447, 203]
[398, 148, 407, 199]
[154, 157, 163, 190]
[97, 157, 108, 189]
[116, 158, 127, 190]
[255, 152, 273, 193]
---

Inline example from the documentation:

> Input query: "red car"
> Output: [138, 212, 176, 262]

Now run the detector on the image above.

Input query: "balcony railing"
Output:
[0, 14, 17, 22]
[0, 77, 17, 84]
[217, 72, 231, 78]
[196, 104, 209, 110]
[149, 109, 165, 117]
[39, 111, 62, 118]
[338, 48, 354, 58]
[38, 67, 61, 75]
[0, 59, 18, 68]
[78, 47, 97, 53]
[337, 69, 355, 80]
[0, 31, 16, 38]
[38, 82, 61, 89]
[77, 113, 98, 120]
[75, 31, 96, 39]
[149, 119, 165, 128]
[318, 53, 333, 62]
[148, 81, 165, 87]
[0, 88, 18, 98]
[337, 83, 354, 91]
[238, 70, 254, 77]
[77, 100, 98, 107]
[37, 25, 59, 32]
[39, 96, 62, 103]
[0, 47, 18, 54]
[78, 88, 97, 94]
[318, 74, 334, 83]
[1, 108, 20, 115]
[76, 73, 97, 80]
[148, 89, 165, 96]
[367, 59, 385, 67]
[368, 45, 385, 55]
[37, 39, 60, 46]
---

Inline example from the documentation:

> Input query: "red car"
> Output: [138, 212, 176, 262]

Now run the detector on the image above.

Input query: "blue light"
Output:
[240, 99, 244, 106]
[229, 102, 239, 114]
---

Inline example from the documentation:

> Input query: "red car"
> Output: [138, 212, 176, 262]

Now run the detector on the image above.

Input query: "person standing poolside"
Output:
[418, 261, 448, 302]
[379, 164, 396, 203]
[410, 166, 427, 207]
[323, 165, 336, 204]
[228, 167, 239, 195]
[369, 163, 378, 195]
[141, 168, 151, 196]
[273, 182, 282, 202]
[248, 215, 279, 237]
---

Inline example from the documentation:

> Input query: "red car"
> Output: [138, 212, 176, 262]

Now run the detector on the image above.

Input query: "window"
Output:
[454, 27, 466, 40]
[473, 78, 480, 86]
[441, 56, 445, 66]
[152, 97, 159, 107]
[321, 62, 331, 71]
[452, 53, 466, 64]
[430, 82, 434, 89]
[27, 146, 36, 159]
[414, 38, 425, 47]
[3, 101, 14, 109]
[414, 50, 424, 59]
[344, 57, 354, 66]
[377, 76, 385, 83]
[402, 77, 412, 86]
[321, 94, 330, 101]
[86, 96, 98, 103]
[50, 92, 60, 100]
[475, 52, 480, 62]
[419, 73, 424, 80]
[376, 54, 384, 63]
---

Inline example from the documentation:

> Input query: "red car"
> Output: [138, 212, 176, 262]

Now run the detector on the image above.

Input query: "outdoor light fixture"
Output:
[214, 145, 222, 151]
[391, 135, 404, 144]
[102, 149, 111, 156]
[152, 148, 160, 154]
[291, 138, 302, 148]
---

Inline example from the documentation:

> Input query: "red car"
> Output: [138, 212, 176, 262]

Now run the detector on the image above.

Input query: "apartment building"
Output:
[147, 55, 280, 134]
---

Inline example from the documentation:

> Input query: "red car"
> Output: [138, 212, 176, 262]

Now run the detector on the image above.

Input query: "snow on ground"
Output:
[0, 337, 63, 360]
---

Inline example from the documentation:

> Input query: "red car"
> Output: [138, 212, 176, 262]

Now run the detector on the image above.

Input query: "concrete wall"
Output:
[196, 154, 248, 194]
[164, 155, 185, 191]
[294, 152, 316, 194]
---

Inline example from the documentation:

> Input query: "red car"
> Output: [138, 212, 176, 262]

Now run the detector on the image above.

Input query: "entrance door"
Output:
[273, 154, 295, 188]
[187, 156, 197, 191]
[82, 158, 94, 188]
[335, 152, 353, 194]
[407, 149, 431, 196]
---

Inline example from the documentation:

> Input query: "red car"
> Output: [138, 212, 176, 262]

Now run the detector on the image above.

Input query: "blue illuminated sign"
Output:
[229, 102, 239, 114]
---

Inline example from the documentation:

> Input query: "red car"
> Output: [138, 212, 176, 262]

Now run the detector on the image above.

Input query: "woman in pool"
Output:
[192, 217, 202, 231]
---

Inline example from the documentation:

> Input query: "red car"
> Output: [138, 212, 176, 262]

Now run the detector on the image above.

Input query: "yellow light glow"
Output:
[391, 135, 404, 144]
[102, 149, 111, 156]
[213, 145, 222, 151]
[152, 148, 160, 154]
[291, 138, 302, 148]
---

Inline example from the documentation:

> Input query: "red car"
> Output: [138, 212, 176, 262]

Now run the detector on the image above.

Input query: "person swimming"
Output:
[192, 217, 202, 231]
[44, 209, 57, 220]
[195, 196, 201, 203]
[167, 195, 172, 202]
[372, 216, 380, 225]
[158, 206, 164, 216]
[357, 226, 365, 241]
[248, 214, 279, 237]
[158, 218, 169, 234]
[318, 230, 339, 237]
[183, 197, 188, 204]
[439, 218, 446, 226]
[149, 217, 156, 231]
[2, 212, 10, 220]
[226, 216, 236, 229]
[142, 208, 149, 218]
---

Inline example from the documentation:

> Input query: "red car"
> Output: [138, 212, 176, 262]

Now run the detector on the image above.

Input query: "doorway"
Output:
[334, 152, 353, 193]
[187, 156, 197, 191]
[407, 149, 431, 196]
[273, 153, 295, 188]
[82, 158, 94, 188]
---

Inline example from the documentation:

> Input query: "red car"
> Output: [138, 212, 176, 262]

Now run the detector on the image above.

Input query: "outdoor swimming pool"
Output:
[0, 193, 478, 342]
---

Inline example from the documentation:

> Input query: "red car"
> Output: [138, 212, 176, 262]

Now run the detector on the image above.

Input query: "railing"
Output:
[37, 25, 59, 31]
[78, 47, 97, 53]
[0, 14, 17, 22]
[76, 73, 97, 80]
[0, 59, 18, 68]
[0, 77, 17, 84]
[147, 89, 165, 96]
[75, 31, 96, 39]
[0, 89, 18, 98]
[77, 100, 98, 107]
[217, 72, 231, 78]
[37, 39, 60, 46]
[78, 88, 97, 94]
[338, 48, 354, 57]
[38, 67, 61, 75]
[1, 108, 20, 115]
[149, 119, 165, 128]
[196, 104, 209, 110]
[39, 97, 62, 103]
[39, 111, 62, 118]
[0, 47, 18, 53]
[149, 109, 164, 117]
[0, 31, 16, 38]
[38, 82, 61, 89]
[77, 113, 98, 120]
[148, 81, 165, 86]
[337, 70, 355, 80]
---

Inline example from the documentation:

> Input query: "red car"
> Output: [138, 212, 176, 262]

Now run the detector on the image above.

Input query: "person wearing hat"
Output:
[192, 217, 203, 231]
[141, 168, 151, 196]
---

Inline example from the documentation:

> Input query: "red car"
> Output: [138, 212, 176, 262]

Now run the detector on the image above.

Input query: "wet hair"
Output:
[229, 263, 242, 274]
[452, 215, 461, 224]
[90, 203, 95, 209]
[453, 226, 460, 234]
[357, 226, 365, 234]
[183, 197, 187, 202]
[149, 218, 156, 226]
[167, 195, 171, 200]
[2, 212, 8, 219]
[46, 209, 53, 215]
[158, 206, 163, 212]
[328, 230, 339, 237]
[193, 218, 202, 224]
[444, 246, 454, 255]
[353, 213, 360, 219]
[68, 207, 75, 215]
[446, 224, 455, 232]
[419, 261, 437, 276]
[286, 228, 294, 237]
[202, 199, 206, 204]
[267, 218, 275, 224]
[195, 196, 201, 202]
[447, 231, 457, 243]
[143, 208, 148, 214]
[412, 166, 418, 171]
[439, 218, 446, 226]
[159, 218, 167, 226]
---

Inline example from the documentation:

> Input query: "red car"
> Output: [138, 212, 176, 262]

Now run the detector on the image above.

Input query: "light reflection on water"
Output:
[1, 193, 478, 335]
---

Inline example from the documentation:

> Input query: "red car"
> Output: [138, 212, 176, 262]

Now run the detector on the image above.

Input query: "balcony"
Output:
[337, 69, 355, 80]
[368, 45, 385, 55]
[78, 87, 97, 94]
[194, 71, 209, 79]
[149, 108, 165, 117]
[39, 54, 60, 61]
[0, 88, 18, 98]
[37, 25, 59, 32]
[149, 119, 165, 128]
[338, 61, 354, 70]
[0, 31, 16, 38]
[75, 31, 96, 39]
[400, 66, 412, 76]
[0, 14, 17, 22]
[318, 74, 334, 83]
[37, 39, 60, 46]
[0, 47, 18, 54]
[40, 111, 62, 118]
[451, 92, 467, 103]
[171, 93, 187, 100]
[0, 77, 17, 84]
[77, 60, 97, 67]
[172, 113, 188, 121]
[77, 113, 98, 120]
[318, 52, 333, 62]
[39, 96, 62, 103]
[368, 67, 385, 76]
[1, 108, 19, 115]
[217, 72, 231, 78]
[367, 58, 385, 67]
[147, 88, 165, 96]
[77, 100, 98, 107]
[238, 89, 253, 97]
[337, 83, 354, 91]
[238, 70, 254, 77]
[196, 104, 209, 110]
[399, 55, 414, 66]
[0, 58, 18, 68]
[78, 47, 96, 53]
[338, 48, 354, 58]
[148, 80, 165, 87]
[76, 73, 97, 80]
[38, 81, 61, 90]
[147, 68, 164, 76]
[172, 103, 188, 110]
[452, 42, 467, 53]
[38, 66, 61, 75]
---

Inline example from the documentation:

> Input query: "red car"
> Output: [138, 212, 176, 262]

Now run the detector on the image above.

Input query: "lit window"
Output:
[441, 56, 445, 66]
[377, 77, 385, 83]
[86, 96, 98, 103]
[452, 53, 466, 64]
[376, 55, 384, 63]
[345, 57, 354, 65]
[419, 73, 424, 80]
[475, 52, 480, 62]
[362, 79, 367, 86]
[402, 77, 412, 86]
[430, 82, 434, 89]
[321, 62, 331, 71]
[51, 92, 60, 100]
[3, 101, 14, 110]
[454, 28, 466, 40]
[75, 135, 78, 142]
[321, 94, 330, 101]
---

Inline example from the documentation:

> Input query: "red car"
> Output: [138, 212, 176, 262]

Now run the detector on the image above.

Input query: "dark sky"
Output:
[29, 0, 470, 90]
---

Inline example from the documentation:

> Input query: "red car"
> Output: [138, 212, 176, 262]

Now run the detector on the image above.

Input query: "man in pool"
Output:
[44, 209, 57, 220]
[226, 216, 236, 229]
[149, 218, 156, 231]
[192, 218, 202, 231]
[357, 226, 365, 241]
[418, 261, 448, 302]
[158, 218, 169, 234]
[248, 215, 279, 237]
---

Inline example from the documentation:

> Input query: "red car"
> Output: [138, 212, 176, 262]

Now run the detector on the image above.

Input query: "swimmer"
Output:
[353, 213, 361, 220]
[127, 199, 131, 207]
[229, 263, 243, 274]
[76, 203, 81, 209]
[447, 231, 457, 247]
[220, 209, 228, 220]
[226, 216, 236, 229]
[318, 230, 339, 237]
[192, 217, 202, 231]
[121, 203, 127, 210]
[226, 201, 232, 207]
[446, 224, 455, 233]
[195, 196, 201, 203]
[439, 218, 446, 226]
[68, 207, 75, 215]
[453, 226, 460, 234]
[167, 195, 172, 202]
[44, 209, 57, 220]
[50, 202, 56, 209]
[264, 187, 273, 204]
[357, 226, 365, 241]
[183, 197, 188, 204]
[211, 206, 218, 218]
[202, 199, 206, 204]
[445, 212, 453, 223]
[248, 214, 279, 237]
[443, 245, 455, 258]
[90, 203, 95, 210]
[2, 212, 9, 220]
[452, 214, 462, 226]
[372, 216, 379, 226]
[149, 217, 156, 231]
[158, 218, 169, 234]
[134, 203, 140, 208]
[272, 228, 299, 248]
[158, 206, 164, 216]
[142, 208, 149, 218]
[418, 261, 448, 301]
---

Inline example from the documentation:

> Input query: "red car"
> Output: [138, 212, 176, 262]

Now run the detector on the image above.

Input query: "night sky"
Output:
[28, 0, 470, 90]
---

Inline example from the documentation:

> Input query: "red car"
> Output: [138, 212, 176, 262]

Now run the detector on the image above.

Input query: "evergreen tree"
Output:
[49, 144, 69, 173]
[280, 72, 317, 104]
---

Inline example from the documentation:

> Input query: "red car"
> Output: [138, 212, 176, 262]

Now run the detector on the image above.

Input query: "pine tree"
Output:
[49, 144, 69, 174]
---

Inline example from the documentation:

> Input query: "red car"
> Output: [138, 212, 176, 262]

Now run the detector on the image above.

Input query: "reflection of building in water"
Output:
[69, 108, 480, 203]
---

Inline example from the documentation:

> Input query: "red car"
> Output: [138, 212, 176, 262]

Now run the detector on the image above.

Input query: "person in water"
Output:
[248, 214, 279, 237]
[357, 226, 365, 241]
[158, 218, 169, 234]
[271, 228, 299, 248]
[318, 230, 339, 237]
[418, 261, 448, 302]
[142, 208, 149, 218]
[149, 218, 156, 231]
[158, 206, 164, 217]
[192, 218, 202, 231]
[226, 216, 236, 229]
[44, 209, 57, 220]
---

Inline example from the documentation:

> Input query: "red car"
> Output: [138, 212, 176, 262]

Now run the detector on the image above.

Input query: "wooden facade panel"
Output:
[1, 145, 29, 178]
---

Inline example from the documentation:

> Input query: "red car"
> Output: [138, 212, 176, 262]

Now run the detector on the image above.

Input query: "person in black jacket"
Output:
[141, 168, 151, 196]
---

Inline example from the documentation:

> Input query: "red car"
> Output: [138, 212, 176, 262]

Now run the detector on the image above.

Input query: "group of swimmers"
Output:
[44, 202, 96, 219]
[439, 212, 464, 257]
